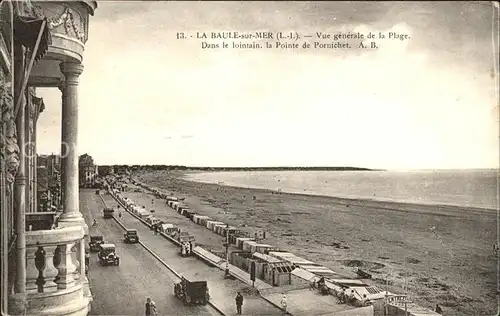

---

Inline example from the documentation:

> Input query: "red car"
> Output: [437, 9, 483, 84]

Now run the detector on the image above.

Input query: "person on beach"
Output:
[235, 292, 243, 315]
[145, 297, 157, 316]
[435, 304, 443, 314]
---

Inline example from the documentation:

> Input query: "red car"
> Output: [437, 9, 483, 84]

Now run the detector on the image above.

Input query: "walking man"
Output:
[235, 292, 243, 315]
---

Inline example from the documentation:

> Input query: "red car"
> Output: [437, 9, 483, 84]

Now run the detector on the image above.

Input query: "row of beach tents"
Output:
[120, 177, 440, 316]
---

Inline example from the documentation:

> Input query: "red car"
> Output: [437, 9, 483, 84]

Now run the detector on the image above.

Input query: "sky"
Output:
[35, 1, 499, 169]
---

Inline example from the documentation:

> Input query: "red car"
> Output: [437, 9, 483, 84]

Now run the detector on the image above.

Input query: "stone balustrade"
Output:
[24, 226, 90, 316]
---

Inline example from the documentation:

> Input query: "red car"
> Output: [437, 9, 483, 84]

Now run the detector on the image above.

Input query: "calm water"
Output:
[185, 170, 499, 210]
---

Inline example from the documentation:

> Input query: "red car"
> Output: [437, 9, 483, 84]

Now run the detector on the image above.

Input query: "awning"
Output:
[13, 15, 51, 62]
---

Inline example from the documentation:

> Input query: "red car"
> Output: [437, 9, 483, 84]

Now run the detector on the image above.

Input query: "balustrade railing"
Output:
[25, 225, 85, 294]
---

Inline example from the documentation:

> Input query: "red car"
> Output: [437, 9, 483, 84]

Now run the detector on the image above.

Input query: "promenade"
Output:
[80, 189, 220, 315]
[100, 190, 283, 315]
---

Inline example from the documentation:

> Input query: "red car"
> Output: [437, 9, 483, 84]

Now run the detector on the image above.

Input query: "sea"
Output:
[184, 169, 499, 210]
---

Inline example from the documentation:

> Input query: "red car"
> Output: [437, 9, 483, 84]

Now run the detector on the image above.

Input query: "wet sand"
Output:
[134, 170, 497, 316]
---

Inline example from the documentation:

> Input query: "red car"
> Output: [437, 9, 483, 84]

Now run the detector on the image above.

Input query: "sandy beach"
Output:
[133, 170, 497, 316]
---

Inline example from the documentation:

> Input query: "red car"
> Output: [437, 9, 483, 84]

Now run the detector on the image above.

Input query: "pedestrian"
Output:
[235, 292, 243, 315]
[145, 297, 157, 316]
[280, 293, 287, 315]
[435, 304, 443, 314]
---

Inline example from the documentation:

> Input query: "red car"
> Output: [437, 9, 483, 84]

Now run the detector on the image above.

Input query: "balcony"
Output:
[19, 225, 91, 316]
[25, 1, 97, 87]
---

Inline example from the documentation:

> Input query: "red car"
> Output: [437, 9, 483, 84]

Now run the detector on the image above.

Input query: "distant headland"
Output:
[97, 165, 381, 172]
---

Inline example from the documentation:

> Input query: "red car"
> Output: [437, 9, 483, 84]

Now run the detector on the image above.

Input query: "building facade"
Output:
[79, 153, 96, 188]
[0, 1, 97, 315]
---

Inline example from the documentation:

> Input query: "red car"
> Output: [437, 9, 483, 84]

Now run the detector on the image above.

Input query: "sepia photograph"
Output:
[0, 1, 498, 316]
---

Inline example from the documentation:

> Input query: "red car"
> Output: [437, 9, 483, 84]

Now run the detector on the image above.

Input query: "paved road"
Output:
[102, 188, 283, 316]
[80, 189, 220, 316]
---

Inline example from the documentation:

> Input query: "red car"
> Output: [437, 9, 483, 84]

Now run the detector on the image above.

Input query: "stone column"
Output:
[24, 92, 31, 214]
[58, 86, 65, 212]
[14, 45, 27, 295]
[57, 63, 87, 234]
[33, 121, 37, 212]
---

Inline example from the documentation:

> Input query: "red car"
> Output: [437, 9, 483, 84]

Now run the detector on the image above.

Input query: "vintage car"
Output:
[124, 229, 139, 243]
[98, 244, 120, 266]
[89, 235, 105, 252]
[103, 208, 114, 219]
[174, 276, 210, 305]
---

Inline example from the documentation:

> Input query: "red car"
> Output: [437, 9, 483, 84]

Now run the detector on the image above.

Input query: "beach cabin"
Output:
[290, 267, 320, 286]
[193, 215, 210, 225]
[264, 262, 295, 286]
[167, 196, 178, 202]
[236, 237, 255, 249]
[385, 295, 441, 316]
[159, 223, 176, 235]
[251, 252, 284, 282]
[230, 251, 252, 272]
[348, 286, 387, 312]
[146, 217, 161, 227]
[242, 240, 257, 252]
[254, 244, 273, 254]
[172, 202, 179, 210]
[221, 226, 238, 237]
[137, 209, 150, 219]
[268, 252, 316, 266]
[214, 224, 226, 235]
[206, 221, 224, 231]
[185, 211, 195, 220]
[301, 265, 339, 279]
[199, 216, 212, 226]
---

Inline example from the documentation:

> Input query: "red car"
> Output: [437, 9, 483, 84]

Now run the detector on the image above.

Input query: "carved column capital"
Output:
[60, 63, 84, 86]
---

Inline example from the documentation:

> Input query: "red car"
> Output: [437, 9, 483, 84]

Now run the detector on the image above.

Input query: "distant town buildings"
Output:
[37, 154, 61, 212]
[79, 153, 98, 188]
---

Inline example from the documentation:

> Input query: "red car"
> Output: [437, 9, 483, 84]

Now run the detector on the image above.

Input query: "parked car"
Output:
[124, 229, 139, 243]
[103, 208, 114, 219]
[89, 235, 104, 252]
[174, 276, 209, 305]
[98, 244, 120, 266]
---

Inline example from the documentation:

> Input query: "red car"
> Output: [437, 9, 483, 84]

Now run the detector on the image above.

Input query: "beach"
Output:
[134, 170, 497, 316]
